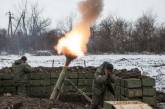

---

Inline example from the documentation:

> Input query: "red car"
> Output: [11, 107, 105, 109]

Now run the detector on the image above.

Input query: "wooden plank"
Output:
[104, 101, 152, 109]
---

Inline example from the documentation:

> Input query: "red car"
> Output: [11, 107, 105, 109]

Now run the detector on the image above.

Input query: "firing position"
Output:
[12, 56, 32, 96]
[91, 62, 115, 109]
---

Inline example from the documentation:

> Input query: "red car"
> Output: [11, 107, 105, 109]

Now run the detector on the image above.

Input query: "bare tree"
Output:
[0, 29, 7, 52]
[56, 13, 76, 34]
[27, 3, 51, 36]
[133, 13, 156, 52]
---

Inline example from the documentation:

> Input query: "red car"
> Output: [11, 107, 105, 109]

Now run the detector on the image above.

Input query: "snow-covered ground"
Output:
[0, 54, 165, 92]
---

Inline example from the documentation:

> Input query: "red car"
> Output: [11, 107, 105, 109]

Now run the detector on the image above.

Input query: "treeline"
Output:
[0, 13, 165, 54]
[88, 15, 165, 53]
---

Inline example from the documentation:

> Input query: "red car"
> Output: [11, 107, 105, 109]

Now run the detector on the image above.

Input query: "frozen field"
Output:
[0, 54, 165, 92]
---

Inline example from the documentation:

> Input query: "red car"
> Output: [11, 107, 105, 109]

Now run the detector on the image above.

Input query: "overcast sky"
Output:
[0, 0, 165, 29]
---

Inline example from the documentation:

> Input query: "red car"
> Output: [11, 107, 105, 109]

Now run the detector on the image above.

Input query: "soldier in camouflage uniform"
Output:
[12, 56, 32, 96]
[91, 62, 115, 109]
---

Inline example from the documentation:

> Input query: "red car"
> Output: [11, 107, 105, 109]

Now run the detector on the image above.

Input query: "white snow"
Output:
[0, 54, 165, 92]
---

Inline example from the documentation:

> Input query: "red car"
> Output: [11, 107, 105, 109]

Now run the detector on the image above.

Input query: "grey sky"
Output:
[0, 0, 165, 28]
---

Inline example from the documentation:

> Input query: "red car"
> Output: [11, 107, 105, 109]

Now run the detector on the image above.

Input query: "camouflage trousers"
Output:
[15, 82, 28, 96]
[91, 93, 105, 109]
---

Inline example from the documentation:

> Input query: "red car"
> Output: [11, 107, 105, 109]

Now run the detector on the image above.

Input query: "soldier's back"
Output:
[12, 59, 30, 83]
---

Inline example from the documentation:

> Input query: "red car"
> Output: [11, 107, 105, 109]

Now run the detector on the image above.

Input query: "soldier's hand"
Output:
[105, 71, 109, 77]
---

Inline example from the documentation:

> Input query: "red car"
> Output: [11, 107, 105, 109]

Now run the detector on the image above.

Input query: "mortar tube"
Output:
[49, 66, 67, 101]
[49, 55, 76, 101]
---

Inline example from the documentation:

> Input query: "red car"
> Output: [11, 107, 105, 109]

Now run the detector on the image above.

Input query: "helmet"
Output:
[21, 56, 27, 61]
[102, 61, 113, 70]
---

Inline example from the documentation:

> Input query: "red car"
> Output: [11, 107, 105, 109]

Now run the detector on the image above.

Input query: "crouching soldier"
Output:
[12, 56, 32, 96]
[91, 62, 115, 109]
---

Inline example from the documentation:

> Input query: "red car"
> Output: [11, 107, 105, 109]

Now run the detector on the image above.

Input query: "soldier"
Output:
[91, 62, 115, 109]
[12, 56, 32, 96]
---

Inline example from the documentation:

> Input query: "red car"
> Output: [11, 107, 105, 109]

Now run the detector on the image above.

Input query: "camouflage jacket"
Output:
[92, 65, 115, 95]
[12, 59, 32, 83]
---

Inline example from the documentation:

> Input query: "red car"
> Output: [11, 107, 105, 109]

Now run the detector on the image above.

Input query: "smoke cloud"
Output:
[72, 0, 103, 53]
[78, 0, 103, 24]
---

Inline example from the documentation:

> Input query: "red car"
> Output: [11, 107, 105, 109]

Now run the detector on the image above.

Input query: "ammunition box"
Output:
[114, 78, 121, 86]
[141, 77, 155, 87]
[78, 79, 93, 86]
[64, 79, 78, 86]
[78, 72, 94, 79]
[30, 72, 50, 79]
[125, 88, 142, 98]
[125, 78, 141, 88]
[50, 79, 57, 85]
[0, 73, 13, 80]
[49, 72, 60, 79]
[120, 87, 125, 96]
[143, 96, 156, 106]
[120, 79, 125, 87]
[67, 72, 78, 79]
[1, 80, 15, 86]
[3, 86, 16, 93]
[143, 87, 156, 96]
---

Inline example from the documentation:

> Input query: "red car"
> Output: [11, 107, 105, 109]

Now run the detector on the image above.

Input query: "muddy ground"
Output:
[0, 95, 90, 109]
[0, 93, 165, 109]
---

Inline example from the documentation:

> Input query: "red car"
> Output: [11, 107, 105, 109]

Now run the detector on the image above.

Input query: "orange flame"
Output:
[55, 0, 103, 58]
[55, 22, 90, 58]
